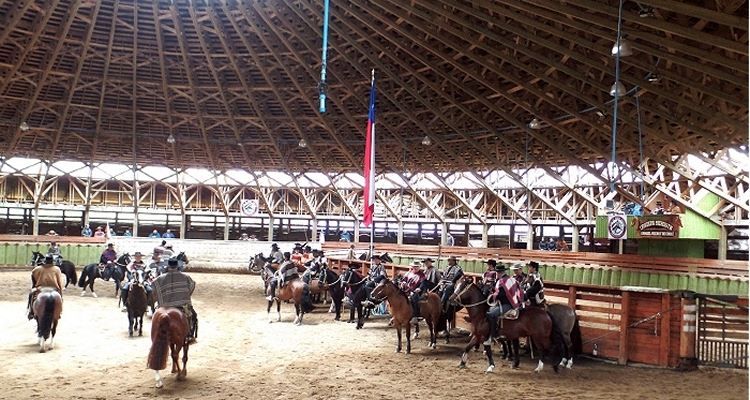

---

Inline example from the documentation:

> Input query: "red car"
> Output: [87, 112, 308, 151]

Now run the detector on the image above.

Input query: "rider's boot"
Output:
[484, 314, 498, 346]
[410, 294, 421, 324]
[186, 311, 198, 344]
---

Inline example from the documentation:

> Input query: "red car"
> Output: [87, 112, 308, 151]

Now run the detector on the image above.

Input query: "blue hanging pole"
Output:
[318, 0, 330, 113]
[610, 0, 625, 193]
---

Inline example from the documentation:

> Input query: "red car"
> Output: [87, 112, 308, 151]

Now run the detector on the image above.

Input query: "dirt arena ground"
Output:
[0, 270, 746, 400]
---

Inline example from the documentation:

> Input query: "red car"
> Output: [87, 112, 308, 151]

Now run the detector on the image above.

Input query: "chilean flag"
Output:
[363, 70, 376, 227]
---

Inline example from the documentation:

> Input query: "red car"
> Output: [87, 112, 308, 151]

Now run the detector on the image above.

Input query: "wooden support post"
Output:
[267, 216, 274, 242]
[618, 291, 630, 365]
[526, 225, 534, 250]
[659, 292, 671, 367]
[481, 223, 488, 248]
[572, 225, 580, 252]
[678, 294, 698, 370]
[567, 286, 577, 309]
[397, 221, 403, 245]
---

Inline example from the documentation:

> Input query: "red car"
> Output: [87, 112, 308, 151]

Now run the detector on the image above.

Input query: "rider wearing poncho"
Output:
[362, 254, 387, 308]
[100, 243, 117, 266]
[401, 262, 426, 324]
[524, 261, 545, 307]
[418, 258, 441, 296]
[268, 243, 284, 270]
[47, 241, 62, 266]
[27, 255, 63, 320]
[266, 252, 298, 300]
[439, 256, 464, 311]
[484, 261, 524, 345]
[152, 258, 198, 344]
[121, 252, 152, 311]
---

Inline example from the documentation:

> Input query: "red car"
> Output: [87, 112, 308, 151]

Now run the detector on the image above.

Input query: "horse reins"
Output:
[452, 282, 491, 309]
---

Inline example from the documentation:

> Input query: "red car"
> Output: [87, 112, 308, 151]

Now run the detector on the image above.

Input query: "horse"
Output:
[147, 307, 191, 388]
[124, 269, 148, 337]
[78, 263, 103, 297]
[341, 267, 369, 329]
[450, 279, 563, 373]
[175, 252, 189, 270]
[317, 266, 345, 321]
[357, 252, 393, 264]
[260, 260, 276, 294]
[266, 278, 314, 325]
[31, 251, 77, 289]
[248, 253, 265, 274]
[101, 253, 130, 296]
[32, 289, 63, 353]
[547, 303, 582, 369]
[302, 268, 328, 303]
[371, 277, 443, 352]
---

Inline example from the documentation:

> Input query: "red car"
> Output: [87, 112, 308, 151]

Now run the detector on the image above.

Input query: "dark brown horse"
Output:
[547, 303, 581, 369]
[32, 289, 63, 353]
[147, 307, 190, 388]
[370, 278, 443, 352]
[125, 269, 148, 337]
[266, 279, 314, 325]
[450, 279, 563, 373]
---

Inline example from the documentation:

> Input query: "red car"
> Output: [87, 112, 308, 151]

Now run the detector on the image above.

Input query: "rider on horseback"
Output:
[302, 249, 326, 285]
[267, 252, 298, 300]
[481, 260, 498, 297]
[121, 252, 153, 311]
[268, 243, 284, 270]
[524, 261, 545, 307]
[401, 262, 426, 324]
[152, 258, 198, 344]
[27, 255, 63, 320]
[418, 258, 441, 297]
[439, 256, 464, 312]
[100, 243, 117, 268]
[484, 261, 524, 345]
[47, 241, 62, 266]
[361, 254, 387, 309]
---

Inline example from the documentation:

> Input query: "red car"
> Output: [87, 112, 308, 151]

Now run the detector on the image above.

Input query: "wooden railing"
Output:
[322, 242, 748, 279]
[0, 234, 107, 245]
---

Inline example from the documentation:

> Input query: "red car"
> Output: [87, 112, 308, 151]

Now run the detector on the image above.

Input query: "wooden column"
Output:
[679, 294, 698, 370]
[353, 221, 360, 243]
[567, 286, 577, 309]
[267, 216, 274, 242]
[481, 223, 488, 248]
[526, 225, 534, 250]
[397, 221, 403, 245]
[659, 292, 671, 367]
[618, 291, 630, 365]
[718, 223, 727, 260]
[572, 225, 580, 252]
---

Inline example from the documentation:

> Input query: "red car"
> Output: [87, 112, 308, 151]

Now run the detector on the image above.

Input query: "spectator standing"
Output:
[123, 228, 132, 237]
[162, 229, 175, 238]
[81, 224, 92, 237]
[149, 229, 161, 238]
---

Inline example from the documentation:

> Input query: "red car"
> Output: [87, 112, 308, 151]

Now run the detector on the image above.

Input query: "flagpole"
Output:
[364, 69, 376, 260]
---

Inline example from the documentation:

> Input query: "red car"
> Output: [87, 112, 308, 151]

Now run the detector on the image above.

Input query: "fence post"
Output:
[618, 291, 630, 365]
[678, 291, 699, 370]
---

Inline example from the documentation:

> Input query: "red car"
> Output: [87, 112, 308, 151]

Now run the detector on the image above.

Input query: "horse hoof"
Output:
[458, 364, 466, 369]
[92, 292, 98, 298]
[485, 366, 495, 373]
[39, 348, 45, 353]
[156, 382, 163, 389]
[80, 291, 86, 297]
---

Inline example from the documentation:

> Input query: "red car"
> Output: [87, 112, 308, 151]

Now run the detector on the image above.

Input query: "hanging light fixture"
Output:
[421, 136, 432, 146]
[528, 118, 542, 130]
[645, 72, 660, 83]
[638, 7, 654, 18]
[610, 82, 626, 98]
[166, 133, 176, 144]
[19, 121, 29, 132]
[298, 138, 308, 148]
[611, 39, 633, 57]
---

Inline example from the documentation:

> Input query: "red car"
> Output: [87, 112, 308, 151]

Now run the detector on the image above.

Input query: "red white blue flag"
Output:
[363, 70, 376, 227]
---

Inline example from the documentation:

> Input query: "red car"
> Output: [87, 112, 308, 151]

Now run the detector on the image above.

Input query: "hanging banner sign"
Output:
[240, 199, 259, 217]
[632, 215, 682, 239]
[608, 213, 627, 240]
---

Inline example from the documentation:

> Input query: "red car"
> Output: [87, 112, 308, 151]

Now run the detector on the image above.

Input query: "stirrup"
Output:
[501, 309, 519, 320]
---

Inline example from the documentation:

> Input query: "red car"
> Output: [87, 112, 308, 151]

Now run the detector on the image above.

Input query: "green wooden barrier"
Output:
[581, 268, 592, 285]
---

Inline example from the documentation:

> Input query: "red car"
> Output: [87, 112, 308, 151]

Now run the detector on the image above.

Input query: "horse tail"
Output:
[63, 262, 77, 284]
[546, 311, 567, 358]
[301, 285, 314, 313]
[38, 295, 56, 339]
[78, 266, 88, 288]
[147, 315, 170, 371]
[571, 316, 582, 355]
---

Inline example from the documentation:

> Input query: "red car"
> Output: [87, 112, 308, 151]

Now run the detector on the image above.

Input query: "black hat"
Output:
[167, 258, 179, 268]
[44, 255, 54, 264]
[529, 261, 540, 269]
[349, 262, 361, 269]
[312, 249, 320, 254]
[271, 243, 279, 249]
[485, 259, 497, 266]
[448, 256, 457, 261]
[494, 264, 506, 272]
[107, 243, 114, 247]
[371, 254, 381, 260]
[422, 257, 434, 263]
[283, 251, 291, 258]
[133, 251, 143, 256]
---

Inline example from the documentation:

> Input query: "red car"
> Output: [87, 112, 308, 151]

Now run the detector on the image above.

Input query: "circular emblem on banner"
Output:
[240, 199, 259, 217]
[608, 215, 627, 239]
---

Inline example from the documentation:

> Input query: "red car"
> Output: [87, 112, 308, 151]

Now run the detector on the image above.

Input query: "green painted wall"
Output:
[0, 243, 105, 267]
[637, 238, 704, 258]
[595, 212, 720, 240]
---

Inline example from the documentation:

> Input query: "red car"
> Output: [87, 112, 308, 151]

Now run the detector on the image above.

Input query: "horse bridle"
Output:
[452, 281, 491, 309]
[319, 268, 343, 287]
[343, 269, 366, 287]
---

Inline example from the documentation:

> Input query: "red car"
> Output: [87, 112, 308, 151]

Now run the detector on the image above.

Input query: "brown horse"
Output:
[124, 269, 148, 337]
[147, 307, 190, 388]
[32, 289, 63, 353]
[370, 278, 443, 352]
[266, 279, 314, 325]
[450, 279, 562, 373]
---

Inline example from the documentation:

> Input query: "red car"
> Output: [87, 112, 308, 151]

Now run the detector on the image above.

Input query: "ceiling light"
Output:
[611, 39, 633, 57]
[19, 121, 29, 132]
[595, 109, 607, 118]
[639, 7, 654, 18]
[167, 133, 176, 144]
[528, 118, 542, 130]
[646, 72, 660, 83]
[421, 136, 432, 146]
[298, 138, 308, 148]
[610, 82, 626, 98]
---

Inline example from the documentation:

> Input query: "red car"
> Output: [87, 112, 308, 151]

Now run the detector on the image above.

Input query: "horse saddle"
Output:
[500, 308, 519, 320]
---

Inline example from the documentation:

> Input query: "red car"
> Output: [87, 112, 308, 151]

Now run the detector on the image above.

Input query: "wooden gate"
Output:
[697, 296, 748, 368]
